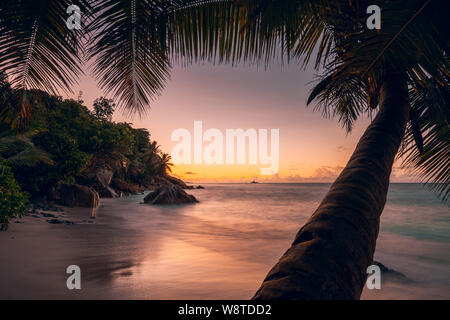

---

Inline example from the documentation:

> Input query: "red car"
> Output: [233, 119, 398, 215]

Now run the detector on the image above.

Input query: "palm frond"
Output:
[400, 81, 450, 203]
[0, 1, 90, 106]
[0, 132, 54, 167]
[87, 0, 178, 116]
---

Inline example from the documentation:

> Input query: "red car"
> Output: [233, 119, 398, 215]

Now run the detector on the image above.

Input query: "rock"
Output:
[79, 166, 120, 198]
[42, 213, 56, 218]
[47, 219, 64, 224]
[163, 175, 193, 189]
[48, 180, 65, 201]
[144, 183, 198, 205]
[95, 168, 114, 188]
[99, 185, 119, 198]
[95, 169, 120, 198]
[373, 261, 413, 284]
[111, 179, 144, 194]
[196, 185, 205, 189]
[59, 184, 100, 208]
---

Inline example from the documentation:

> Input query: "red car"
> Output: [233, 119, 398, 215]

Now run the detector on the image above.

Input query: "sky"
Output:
[66, 60, 417, 183]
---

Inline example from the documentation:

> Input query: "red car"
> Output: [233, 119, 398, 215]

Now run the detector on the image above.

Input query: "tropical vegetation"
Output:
[0, 78, 173, 228]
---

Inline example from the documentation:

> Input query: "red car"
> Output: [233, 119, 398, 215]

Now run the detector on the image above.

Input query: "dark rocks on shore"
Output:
[144, 183, 198, 205]
[196, 185, 205, 189]
[46, 219, 64, 224]
[42, 213, 56, 218]
[163, 175, 194, 189]
[46, 218, 74, 225]
[99, 185, 120, 198]
[373, 261, 413, 284]
[79, 167, 121, 198]
[50, 182, 100, 208]
[111, 179, 146, 194]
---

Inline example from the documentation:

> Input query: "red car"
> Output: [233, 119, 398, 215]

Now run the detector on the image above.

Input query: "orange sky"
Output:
[66, 62, 417, 183]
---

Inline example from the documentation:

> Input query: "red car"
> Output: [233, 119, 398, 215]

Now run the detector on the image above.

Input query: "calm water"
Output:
[1, 183, 449, 299]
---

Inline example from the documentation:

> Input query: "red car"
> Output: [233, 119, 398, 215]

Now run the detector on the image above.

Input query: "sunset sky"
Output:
[67, 61, 416, 183]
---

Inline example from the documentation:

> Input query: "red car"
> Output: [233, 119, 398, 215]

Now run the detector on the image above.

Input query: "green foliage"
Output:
[0, 158, 28, 231]
[93, 97, 115, 122]
[1, 88, 172, 195]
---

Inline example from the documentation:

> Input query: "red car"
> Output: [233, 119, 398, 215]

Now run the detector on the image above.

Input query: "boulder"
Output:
[164, 175, 194, 189]
[48, 180, 65, 201]
[81, 166, 119, 198]
[143, 183, 198, 205]
[95, 168, 114, 188]
[373, 261, 413, 284]
[112, 179, 145, 194]
[99, 185, 119, 198]
[59, 184, 100, 208]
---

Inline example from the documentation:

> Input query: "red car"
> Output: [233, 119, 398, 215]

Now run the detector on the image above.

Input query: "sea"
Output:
[0, 183, 448, 299]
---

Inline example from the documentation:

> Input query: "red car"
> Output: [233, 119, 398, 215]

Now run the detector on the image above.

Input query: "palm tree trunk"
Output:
[253, 70, 410, 300]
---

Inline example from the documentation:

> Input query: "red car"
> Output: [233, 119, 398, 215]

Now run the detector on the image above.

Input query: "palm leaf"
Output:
[0, 0, 90, 112]
[87, 0, 179, 116]
[400, 81, 450, 202]
[0, 131, 54, 166]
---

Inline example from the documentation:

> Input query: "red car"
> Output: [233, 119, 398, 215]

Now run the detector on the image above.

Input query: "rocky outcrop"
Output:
[50, 182, 100, 208]
[374, 261, 413, 284]
[112, 179, 145, 194]
[143, 183, 198, 205]
[80, 167, 120, 198]
[95, 168, 114, 188]
[100, 185, 119, 198]
[48, 180, 65, 201]
[163, 175, 194, 189]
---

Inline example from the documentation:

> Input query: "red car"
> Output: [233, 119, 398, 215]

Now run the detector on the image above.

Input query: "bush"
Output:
[0, 158, 28, 231]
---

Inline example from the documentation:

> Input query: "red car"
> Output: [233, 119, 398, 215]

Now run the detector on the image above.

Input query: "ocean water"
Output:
[1, 183, 449, 299]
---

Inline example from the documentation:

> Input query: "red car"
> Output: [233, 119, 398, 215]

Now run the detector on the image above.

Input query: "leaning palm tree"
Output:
[169, 0, 449, 299]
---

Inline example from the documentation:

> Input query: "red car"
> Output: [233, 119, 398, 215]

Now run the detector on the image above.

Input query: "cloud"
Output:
[336, 146, 349, 152]
[389, 166, 419, 182]
[308, 166, 344, 181]
[254, 166, 344, 183]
